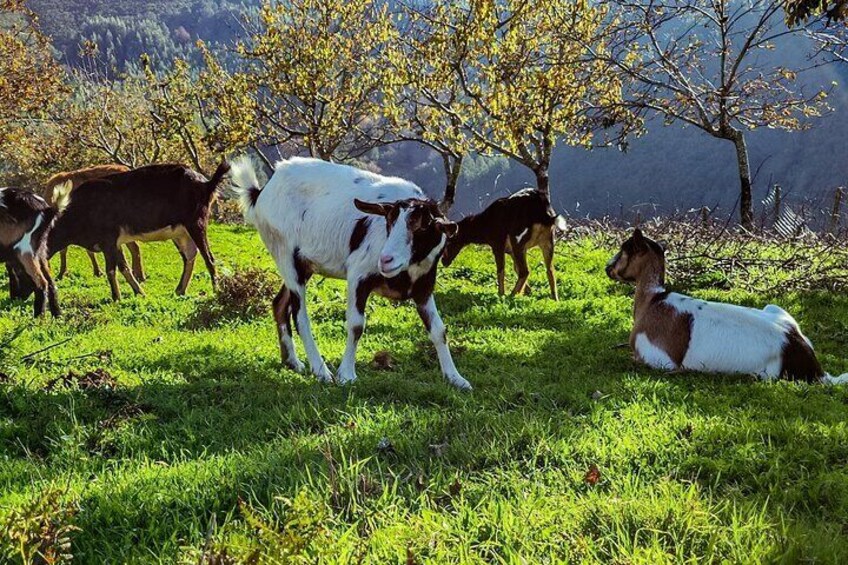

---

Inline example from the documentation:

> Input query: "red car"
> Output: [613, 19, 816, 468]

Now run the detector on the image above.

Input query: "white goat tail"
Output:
[229, 155, 261, 225]
[554, 215, 567, 232]
[52, 180, 73, 212]
[822, 373, 848, 385]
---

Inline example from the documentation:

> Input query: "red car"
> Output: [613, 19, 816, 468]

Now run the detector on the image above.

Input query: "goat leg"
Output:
[127, 242, 146, 282]
[41, 258, 61, 317]
[173, 236, 197, 295]
[17, 253, 48, 317]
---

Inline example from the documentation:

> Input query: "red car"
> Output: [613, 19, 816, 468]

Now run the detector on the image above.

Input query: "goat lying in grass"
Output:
[606, 229, 848, 384]
[48, 162, 229, 300]
[230, 156, 470, 389]
[441, 188, 567, 300]
[45, 164, 138, 280]
[0, 188, 60, 316]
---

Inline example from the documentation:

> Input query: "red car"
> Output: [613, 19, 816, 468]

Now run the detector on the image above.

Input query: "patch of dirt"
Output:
[371, 351, 396, 370]
[44, 368, 118, 392]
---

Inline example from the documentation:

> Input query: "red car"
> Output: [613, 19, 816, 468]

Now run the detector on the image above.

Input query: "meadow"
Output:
[1, 223, 848, 563]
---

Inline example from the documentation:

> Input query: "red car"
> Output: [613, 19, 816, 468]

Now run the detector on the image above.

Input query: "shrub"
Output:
[1, 488, 79, 565]
[212, 199, 244, 225]
[187, 266, 278, 328]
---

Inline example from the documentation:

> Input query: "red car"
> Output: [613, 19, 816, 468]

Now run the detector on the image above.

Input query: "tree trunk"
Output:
[732, 131, 754, 230]
[439, 154, 463, 213]
[534, 167, 551, 201]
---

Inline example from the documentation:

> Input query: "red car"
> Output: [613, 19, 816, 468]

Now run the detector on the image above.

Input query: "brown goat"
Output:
[45, 165, 142, 280]
[48, 162, 229, 300]
[441, 188, 567, 300]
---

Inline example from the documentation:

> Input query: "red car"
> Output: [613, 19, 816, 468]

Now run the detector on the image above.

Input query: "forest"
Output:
[2, 0, 845, 222]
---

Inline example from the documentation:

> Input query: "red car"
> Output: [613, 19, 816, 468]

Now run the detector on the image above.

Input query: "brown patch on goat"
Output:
[631, 297, 694, 367]
[780, 326, 824, 382]
[608, 230, 688, 366]
[0, 221, 28, 248]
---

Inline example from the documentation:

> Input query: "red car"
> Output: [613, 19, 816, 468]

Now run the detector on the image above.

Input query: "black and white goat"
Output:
[48, 162, 229, 300]
[230, 156, 470, 389]
[0, 188, 60, 316]
[441, 188, 567, 300]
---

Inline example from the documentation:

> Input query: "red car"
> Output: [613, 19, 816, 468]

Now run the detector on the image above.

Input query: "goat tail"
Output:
[51, 180, 73, 212]
[229, 155, 262, 225]
[822, 372, 848, 385]
[206, 160, 232, 198]
[554, 215, 567, 232]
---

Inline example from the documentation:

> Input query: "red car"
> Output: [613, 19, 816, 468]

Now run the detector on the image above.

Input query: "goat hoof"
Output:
[285, 359, 306, 374]
[335, 368, 358, 385]
[446, 373, 472, 391]
[314, 364, 334, 384]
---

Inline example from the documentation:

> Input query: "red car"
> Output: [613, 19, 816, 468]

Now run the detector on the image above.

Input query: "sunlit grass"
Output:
[1, 223, 847, 563]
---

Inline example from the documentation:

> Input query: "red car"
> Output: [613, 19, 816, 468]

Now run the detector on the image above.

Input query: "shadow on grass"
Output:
[3, 287, 848, 561]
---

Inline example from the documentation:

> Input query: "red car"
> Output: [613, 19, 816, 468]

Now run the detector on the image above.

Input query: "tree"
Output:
[0, 0, 67, 185]
[384, 2, 478, 212]
[786, 0, 848, 25]
[0, 0, 64, 126]
[196, 40, 264, 163]
[201, 0, 401, 162]
[141, 55, 217, 175]
[422, 0, 632, 200]
[599, 0, 836, 229]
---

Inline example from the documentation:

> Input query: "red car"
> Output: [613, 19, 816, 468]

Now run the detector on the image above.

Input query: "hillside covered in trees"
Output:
[15, 0, 848, 222]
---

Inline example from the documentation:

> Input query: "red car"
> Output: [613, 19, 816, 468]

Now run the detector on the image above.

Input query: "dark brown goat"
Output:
[45, 164, 134, 279]
[441, 188, 566, 300]
[48, 162, 229, 300]
[0, 188, 60, 316]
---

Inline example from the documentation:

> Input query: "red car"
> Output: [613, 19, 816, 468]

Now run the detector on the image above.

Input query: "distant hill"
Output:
[31, 0, 251, 70]
[28, 0, 848, 221]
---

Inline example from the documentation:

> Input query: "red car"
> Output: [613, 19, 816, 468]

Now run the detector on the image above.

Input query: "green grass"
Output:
[1, 223, 848, 563]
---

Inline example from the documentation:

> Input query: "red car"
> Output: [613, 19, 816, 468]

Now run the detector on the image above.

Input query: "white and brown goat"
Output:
[230, 156, 470, 389]
[48, 162, 229, 301]
[441, 188, 567, 299]
[0, 188, 60, 316]
[45, 164, 137, 280]
[606, 229, 848, 384]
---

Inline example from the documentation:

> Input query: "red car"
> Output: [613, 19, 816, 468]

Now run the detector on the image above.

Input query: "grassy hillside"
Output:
[1, 225, 848, 562]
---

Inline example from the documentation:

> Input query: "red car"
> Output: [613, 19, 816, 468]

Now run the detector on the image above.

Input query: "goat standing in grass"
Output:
[607, 228, 848, 384]
[48, 162, 229, 300]
[230, 156, 470, 389]
[0, 188, 60, 316]
[45, 164, 137, 280]
[441, 189, 567, 300]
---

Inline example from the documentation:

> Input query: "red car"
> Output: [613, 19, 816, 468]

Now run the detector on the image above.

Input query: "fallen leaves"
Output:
[584, 464, 601, 487]
[371, 351, 395, 370]
[44, 368, 117, 391]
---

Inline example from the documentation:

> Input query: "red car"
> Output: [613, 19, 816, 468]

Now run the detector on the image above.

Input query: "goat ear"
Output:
[435, 219, 458, 238]
[630, 228, 648, 252]
[354, 199, 391, 217]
